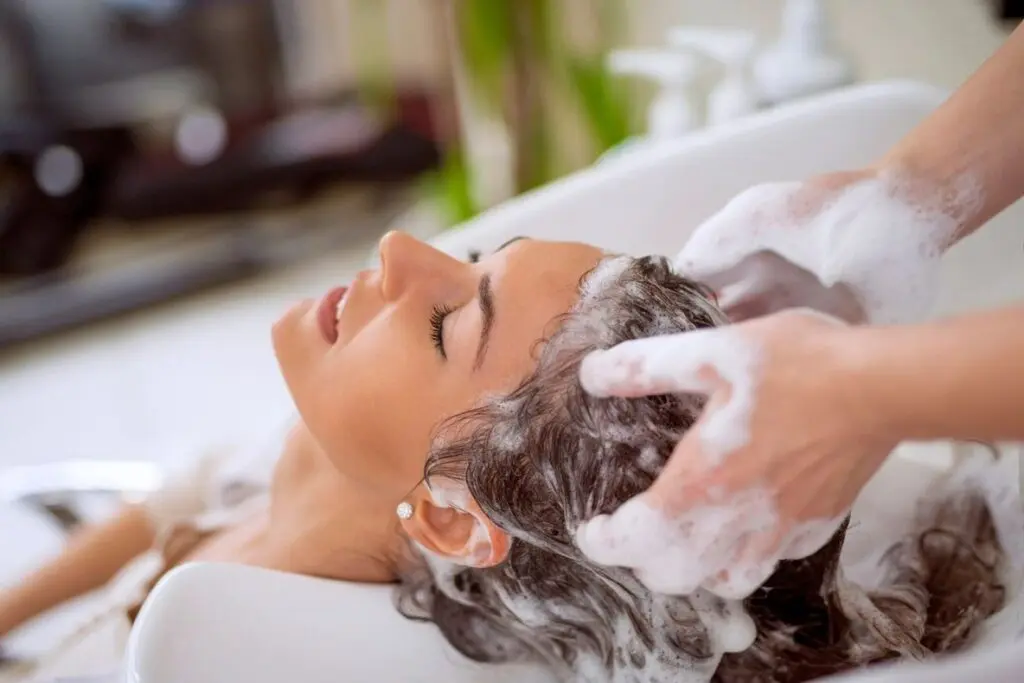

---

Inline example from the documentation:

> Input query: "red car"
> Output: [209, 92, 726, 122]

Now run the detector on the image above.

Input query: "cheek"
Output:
[298, 322, 442, 486]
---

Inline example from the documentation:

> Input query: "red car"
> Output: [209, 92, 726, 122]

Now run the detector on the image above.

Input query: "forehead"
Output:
[477, 239, 603, 374]
[486, 238, 604, 291]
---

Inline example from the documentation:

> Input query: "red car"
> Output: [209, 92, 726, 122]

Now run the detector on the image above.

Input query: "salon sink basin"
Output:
[125, 80, 1024, 683]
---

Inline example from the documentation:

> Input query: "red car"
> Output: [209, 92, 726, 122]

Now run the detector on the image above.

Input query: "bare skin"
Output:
[578, 24, 1024, 595]
[880, 21, 1024, 242]
[678, 23, 1024, 327]
[0, 232, 602, 639]
[577, 305, 1024, 599]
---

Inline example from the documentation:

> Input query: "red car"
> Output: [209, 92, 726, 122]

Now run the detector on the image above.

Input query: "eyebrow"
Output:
[473, 274, 495, 370]
[470, 236, 524, 368]
[497, 235, 526, 251]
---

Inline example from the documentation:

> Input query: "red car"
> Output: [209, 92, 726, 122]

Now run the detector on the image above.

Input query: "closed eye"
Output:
[430, 304, 454, 358]
[443, 236, 522, 361]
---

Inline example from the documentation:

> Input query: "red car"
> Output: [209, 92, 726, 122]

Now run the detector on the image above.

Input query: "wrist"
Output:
[874, 144, 986, 250]
[829, 324, 922, 446]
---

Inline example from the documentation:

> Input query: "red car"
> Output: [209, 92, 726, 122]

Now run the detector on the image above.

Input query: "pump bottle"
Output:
[606, 48, 699, 140]
[752, 0, 854, 106]
[670, 27, 758, 126]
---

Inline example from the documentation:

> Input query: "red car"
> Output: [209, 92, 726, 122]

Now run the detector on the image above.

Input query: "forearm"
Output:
[0, 504, 155, 636]
[850, 305, 1024, 443]
[879, 23, 1024, 244]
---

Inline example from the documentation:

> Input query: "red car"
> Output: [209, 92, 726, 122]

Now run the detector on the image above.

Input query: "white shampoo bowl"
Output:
[126, 80, 1024, 683]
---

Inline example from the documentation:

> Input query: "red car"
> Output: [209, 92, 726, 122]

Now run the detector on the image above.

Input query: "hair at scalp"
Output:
[397, 255, 1006, 682]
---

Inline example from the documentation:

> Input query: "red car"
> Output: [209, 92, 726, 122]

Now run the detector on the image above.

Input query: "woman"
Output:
[0, 233, 1009, 682]
[0, 231, 604, 681]
[398, 254, 1009, 682]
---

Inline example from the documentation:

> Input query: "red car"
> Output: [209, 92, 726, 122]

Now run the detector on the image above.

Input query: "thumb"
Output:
[575, 493, 703, 596]
[575, 495, 658, 568]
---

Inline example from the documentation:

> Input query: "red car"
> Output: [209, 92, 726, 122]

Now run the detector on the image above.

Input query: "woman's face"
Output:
[273, 231, 603, 499]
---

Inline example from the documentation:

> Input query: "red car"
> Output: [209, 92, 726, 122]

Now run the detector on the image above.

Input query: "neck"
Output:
[262, 424, 405, 583]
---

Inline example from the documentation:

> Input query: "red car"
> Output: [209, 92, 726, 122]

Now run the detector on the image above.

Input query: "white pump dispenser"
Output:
[669, 27, 758, 126]
[606, 49, 699, 140]
[752, 0, 854, 106]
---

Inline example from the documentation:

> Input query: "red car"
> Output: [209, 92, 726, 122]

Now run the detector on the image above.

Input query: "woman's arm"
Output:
[882, 22, 1024, 243]
[0, 504, 155, 637]
[0, 445, 245, 638]
[853, 304, 1024, 443]
[676, 25, 1024, 326]
[574, 305, 1024, 598]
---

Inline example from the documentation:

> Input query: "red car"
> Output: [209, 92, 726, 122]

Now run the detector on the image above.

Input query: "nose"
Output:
[378, 231, 465, 301]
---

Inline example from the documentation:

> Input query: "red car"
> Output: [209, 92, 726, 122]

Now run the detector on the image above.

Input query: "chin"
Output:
[271, 300, 313, 361]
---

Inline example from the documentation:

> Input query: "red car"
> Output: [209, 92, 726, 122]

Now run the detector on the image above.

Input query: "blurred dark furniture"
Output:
[0, 0, 440, 277]
[0, 0, 441, 350]
[0, 0, 146, 275]
[993, 0, 1024, 21]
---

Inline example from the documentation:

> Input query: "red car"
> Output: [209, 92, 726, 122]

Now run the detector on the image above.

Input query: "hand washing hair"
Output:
[397, 255, 1008, 682]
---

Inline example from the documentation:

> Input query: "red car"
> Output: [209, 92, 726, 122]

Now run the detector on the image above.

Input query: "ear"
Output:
[399, 486, 510, 568]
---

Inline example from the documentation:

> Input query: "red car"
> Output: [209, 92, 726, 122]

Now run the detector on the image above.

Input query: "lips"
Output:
[317, 286, 348, 344]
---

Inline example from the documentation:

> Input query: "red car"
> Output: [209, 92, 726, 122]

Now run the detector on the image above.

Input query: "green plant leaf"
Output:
[455, 0, 511, 109]
[564, 54, 632, 154]
[422, 148, 479, 225]
[350, 0, 397, 116]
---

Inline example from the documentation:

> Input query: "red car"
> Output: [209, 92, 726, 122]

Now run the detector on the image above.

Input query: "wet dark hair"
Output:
[398, 255, 1006, 682]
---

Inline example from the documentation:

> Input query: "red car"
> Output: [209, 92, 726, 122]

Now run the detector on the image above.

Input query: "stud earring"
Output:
[396, 501, 414, 520]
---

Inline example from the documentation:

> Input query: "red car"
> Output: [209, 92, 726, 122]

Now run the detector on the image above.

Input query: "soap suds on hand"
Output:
[579, 326, 760, 466]
[576, 489, 846, 602]
[675, 170, 983, 325]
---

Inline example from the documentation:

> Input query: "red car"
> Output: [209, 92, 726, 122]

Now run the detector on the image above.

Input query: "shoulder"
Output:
[141, 428, 285, 532]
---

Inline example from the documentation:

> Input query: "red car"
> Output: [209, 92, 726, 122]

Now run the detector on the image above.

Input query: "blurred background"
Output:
[0, 0, 1019, 648]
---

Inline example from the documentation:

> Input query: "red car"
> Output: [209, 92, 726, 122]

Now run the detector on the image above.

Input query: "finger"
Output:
[716, 279, 783, 323]
[575, 495, 665, 568]
[721, 296, 776, 324]
[579, 327, 755, 399]
[577, 495, 716, 595]
[675, 183, 801, 279]
[722, 556, 783, 601]
[694, 520, 783, 600]
[635, 561, 703, 597]
[779, 516, 846, 560]
[674, 220, 749, 281]
[687, 591, 758, 653]
[653, 468, 782, 599]
[703, 553, 778, 601]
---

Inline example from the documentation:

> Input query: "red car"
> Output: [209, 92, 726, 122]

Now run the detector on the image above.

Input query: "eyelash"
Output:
[428, 248, 490, 357]
[430, 304, 454, 357]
